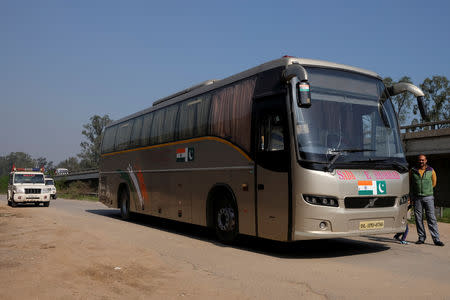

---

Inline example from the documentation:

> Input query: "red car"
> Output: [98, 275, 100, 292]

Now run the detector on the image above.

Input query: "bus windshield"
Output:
[295, 68, 406, 170]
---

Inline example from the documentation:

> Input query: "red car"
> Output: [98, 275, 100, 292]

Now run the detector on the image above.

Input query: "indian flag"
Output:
[358, 181, 387, 195]
[176, 148, 188, 162]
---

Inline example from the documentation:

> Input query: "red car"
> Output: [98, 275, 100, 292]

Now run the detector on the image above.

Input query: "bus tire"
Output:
[119, 188, 131, 220]
[214, 194, 238, 243]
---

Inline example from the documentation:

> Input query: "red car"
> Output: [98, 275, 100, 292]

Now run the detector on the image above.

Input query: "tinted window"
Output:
[149, 109, 165, 144]
[115, 120, 134, 151]
[141, 113, 154, 146]
[130, 116, 144, 148]
[161, 105, 179, 143]
[102, 125, 118, 153]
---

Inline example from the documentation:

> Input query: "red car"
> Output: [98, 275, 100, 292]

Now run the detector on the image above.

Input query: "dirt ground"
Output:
[1, 197, 450, 300]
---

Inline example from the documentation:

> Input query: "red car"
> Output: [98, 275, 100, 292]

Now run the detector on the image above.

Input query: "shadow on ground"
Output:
[86, 208, 390, 259]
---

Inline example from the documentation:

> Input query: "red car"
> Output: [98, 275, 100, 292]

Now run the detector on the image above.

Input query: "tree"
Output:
[0, 152, 36, 176]
[35, 157, 54, 171]
[383, 76, 415, 126]
[78, 114, 112, 169]
[417, 76, 450, 127]
[57, 156, 81, 172]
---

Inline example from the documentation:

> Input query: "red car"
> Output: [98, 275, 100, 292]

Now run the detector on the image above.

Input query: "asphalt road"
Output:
[1, 195, 449, 299]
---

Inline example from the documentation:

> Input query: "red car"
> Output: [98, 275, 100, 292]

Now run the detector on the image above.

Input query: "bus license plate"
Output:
[359, 220, 384, 230]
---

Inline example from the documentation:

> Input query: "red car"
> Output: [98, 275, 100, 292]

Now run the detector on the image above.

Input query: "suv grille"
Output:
[345, 197, 396, 208]
[25, 188, 41, 194]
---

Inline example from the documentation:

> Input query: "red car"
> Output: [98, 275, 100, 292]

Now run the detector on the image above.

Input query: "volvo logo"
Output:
[365, 198, 378, 208]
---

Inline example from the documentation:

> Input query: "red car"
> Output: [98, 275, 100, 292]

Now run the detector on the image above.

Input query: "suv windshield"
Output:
[294, 68, 406, 170]
[14, 174, 45, 184]
[45, 179, 54, 186]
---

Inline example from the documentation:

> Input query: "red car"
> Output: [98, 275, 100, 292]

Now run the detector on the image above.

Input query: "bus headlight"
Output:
[399, 194, 409, 205]
[303, 195, 339, 207]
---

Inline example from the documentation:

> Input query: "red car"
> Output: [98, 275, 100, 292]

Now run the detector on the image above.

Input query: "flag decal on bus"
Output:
[358, 181, 387, 195]
[176, 147, 194, 162]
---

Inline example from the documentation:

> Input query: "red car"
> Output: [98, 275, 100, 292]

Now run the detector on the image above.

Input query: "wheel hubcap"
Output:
[217, 207, 235, 232]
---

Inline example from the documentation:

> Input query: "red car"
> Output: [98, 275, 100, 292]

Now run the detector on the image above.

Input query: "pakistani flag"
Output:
[358, 181, 387, 195]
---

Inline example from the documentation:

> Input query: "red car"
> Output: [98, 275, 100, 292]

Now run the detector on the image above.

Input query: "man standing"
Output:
[411, 154, 444, 246]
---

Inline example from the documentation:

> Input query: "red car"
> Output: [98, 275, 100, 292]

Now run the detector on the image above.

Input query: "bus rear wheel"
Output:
[120, 188, 131, 220]
[214, 195, 238, 243]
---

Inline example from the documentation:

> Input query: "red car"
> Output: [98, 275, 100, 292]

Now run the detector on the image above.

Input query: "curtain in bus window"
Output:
[161, 105, 179, 143]
[141, 113, 154, 146]
[196, 94, 212, 136]
[178, 100, 197, 139]
[178, 95, 212, 139]
[130, 116, 143, 148]
[210, 78, 256, 152]
[101, 125, 118, 153]
[115, 120, 134, 151]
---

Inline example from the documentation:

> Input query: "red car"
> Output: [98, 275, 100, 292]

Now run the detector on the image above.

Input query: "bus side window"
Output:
[115, 119, 134, 151]
[101, 125, 118, 153]
[259, 113, 285, 152]
[130, 116, 144, 148]
[141, 113, 154, 146]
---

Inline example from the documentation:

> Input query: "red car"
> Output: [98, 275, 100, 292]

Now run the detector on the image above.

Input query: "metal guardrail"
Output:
[400, 120, 450, 133]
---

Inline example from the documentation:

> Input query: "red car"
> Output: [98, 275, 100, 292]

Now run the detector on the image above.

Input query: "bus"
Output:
[99, 56, 427, 242]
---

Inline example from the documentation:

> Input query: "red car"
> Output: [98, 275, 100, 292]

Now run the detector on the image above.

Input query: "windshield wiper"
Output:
[325, 149, 376, 172]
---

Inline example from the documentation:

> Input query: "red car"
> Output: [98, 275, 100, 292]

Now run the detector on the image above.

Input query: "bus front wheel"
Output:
[120, 188, 131, 220]
[214, 195, 238, 243]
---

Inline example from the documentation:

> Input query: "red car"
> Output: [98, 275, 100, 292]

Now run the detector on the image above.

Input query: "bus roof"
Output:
[108, 56, 381, 127]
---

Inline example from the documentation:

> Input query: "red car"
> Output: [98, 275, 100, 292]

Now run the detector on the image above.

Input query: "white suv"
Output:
[7, 168, 51, 207]
[45, 178, 57, 199]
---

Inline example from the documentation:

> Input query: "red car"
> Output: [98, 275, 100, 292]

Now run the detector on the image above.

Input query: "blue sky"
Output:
[1, 0, 449, 164]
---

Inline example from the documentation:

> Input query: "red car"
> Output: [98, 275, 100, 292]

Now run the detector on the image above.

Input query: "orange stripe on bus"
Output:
[101, 136, 252, 162]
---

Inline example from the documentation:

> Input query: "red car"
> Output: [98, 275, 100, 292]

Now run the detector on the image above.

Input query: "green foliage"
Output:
[0, 152, 54, 177]
[383, 76, 414, 126]
[0, 175, 8, 193]
[57, 180, 98, 201]
[384, 75, 449, 126]
[57, 156, 81, 172]
[418, 76, 450, 125]
[78, 114, 112, 169]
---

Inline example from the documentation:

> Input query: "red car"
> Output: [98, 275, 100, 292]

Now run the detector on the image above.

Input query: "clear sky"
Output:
[1, 0, 449, 164]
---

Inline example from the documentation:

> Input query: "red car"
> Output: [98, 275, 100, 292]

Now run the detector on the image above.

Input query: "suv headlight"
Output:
[14, 187, 25, 193]
[43, 188, 52, 193]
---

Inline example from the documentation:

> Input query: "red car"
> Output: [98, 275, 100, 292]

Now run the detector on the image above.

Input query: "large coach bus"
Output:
[99, 56, 427, 242]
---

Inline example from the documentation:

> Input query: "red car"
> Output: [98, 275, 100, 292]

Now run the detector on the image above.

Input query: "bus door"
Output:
[253, 97, 290, 241]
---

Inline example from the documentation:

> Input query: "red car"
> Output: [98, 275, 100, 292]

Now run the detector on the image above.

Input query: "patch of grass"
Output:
[0, 175, 8, 193]
[56, 181, 98, 202]
[408, 207, 450, 224]
[438, 208, 450, 223]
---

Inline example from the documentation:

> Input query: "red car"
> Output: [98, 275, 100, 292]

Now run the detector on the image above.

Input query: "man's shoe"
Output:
[416, 240, 425, 244]
[434, 241, 444, 246]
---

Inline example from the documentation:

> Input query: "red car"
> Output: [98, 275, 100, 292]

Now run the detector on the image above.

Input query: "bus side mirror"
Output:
[416, 96, 429, 122]
[290, 77, 311, 108]
[388, 83, 429, 122]
[284, 64, 311, 108]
